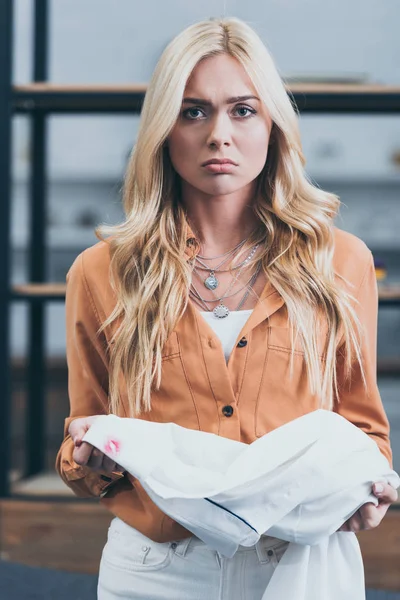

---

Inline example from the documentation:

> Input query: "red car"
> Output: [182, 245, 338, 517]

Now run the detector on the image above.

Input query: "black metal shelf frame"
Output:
[1, 0, 400, 496]
[0, 0, 13, 499]
[10, 86, 400, 114]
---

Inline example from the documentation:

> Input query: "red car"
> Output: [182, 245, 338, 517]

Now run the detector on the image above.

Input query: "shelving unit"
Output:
[1, 1, 400, 498]
[1, 1, 400, 587]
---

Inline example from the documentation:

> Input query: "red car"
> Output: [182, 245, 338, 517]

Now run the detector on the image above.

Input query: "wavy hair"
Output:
[95, 17, 365, 417]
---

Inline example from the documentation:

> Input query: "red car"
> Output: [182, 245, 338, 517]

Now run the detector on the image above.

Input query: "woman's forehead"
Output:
[184, 54, 256, 93]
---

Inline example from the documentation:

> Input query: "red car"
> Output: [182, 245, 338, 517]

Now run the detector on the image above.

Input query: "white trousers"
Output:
[97, 517, 290, 600]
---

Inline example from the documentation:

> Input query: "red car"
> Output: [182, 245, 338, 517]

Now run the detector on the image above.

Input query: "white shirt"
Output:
[200, 309, 253, 362]
[84, 410, 400, 600]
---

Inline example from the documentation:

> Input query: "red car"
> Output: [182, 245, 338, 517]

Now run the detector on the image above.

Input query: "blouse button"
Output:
[267, 550, 274, 556]
[222, 405, 234, 417]
[237, 337, 247, 347]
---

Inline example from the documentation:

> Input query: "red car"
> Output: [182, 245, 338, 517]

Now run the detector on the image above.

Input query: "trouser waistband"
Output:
[172, 534, 286, 564]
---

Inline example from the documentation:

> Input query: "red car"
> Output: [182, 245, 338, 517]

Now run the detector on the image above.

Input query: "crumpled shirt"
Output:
[83, 409, 400, 600]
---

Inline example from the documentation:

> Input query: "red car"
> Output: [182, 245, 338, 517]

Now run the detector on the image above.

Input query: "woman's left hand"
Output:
[337, 482, 398, 532]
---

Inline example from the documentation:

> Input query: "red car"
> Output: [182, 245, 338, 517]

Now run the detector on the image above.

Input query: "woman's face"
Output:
[167, 53, 273, 198]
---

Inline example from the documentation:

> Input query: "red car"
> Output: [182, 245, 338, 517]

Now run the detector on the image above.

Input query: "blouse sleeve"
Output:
[55, 252, 125, 497]
[333, 251, 393, 468]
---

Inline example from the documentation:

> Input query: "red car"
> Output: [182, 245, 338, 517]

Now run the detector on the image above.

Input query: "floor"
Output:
[1, 560, 400, 600]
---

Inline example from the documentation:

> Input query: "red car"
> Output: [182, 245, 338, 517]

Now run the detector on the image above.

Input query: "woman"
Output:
[56, 17, 397, 599]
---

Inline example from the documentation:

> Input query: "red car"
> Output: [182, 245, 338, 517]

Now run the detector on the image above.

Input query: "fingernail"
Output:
[374, 483, 383, 493]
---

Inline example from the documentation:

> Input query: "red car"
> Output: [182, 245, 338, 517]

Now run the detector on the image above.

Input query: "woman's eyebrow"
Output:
[182, 95, 260, 106]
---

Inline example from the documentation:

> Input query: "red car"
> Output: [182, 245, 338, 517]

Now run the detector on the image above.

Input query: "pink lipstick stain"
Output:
[104, 438, 121, 457]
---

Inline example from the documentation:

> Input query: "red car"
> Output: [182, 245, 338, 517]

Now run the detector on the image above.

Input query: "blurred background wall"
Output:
[9, 0, 400, 472]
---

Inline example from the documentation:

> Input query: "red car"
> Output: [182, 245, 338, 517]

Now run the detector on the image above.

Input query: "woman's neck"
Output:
[181, 183, 261, 253]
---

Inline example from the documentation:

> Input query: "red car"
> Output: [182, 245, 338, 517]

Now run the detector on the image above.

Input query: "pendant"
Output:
[213, 304, 229, 318]
[204, 272, 218, 290]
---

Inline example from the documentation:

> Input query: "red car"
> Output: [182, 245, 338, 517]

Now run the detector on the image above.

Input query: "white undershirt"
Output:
[199, 309, 254, 362]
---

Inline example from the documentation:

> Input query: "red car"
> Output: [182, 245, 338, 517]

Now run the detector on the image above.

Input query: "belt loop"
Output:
[171, 535, 193, 558]
[255, 538, 271, 565]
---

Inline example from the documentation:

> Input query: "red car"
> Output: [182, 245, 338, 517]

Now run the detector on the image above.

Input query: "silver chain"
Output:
[192, 243, 260, 291]
[189, 259, 262, 318]
[191, 263, 257, 302]
[194, 244, 246, 275]
[194, 242, 258, 273]
[191, 243, 259, 302]
[196, 235, 251, 260]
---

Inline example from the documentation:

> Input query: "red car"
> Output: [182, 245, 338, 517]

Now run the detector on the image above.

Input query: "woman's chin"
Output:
[196, 179, 245, 197]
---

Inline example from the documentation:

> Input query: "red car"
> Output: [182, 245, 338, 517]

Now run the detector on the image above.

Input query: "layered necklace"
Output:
[188, 232, 263, 319]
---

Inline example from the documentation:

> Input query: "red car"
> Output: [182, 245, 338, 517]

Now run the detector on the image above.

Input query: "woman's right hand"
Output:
[68, 416, 123, 473]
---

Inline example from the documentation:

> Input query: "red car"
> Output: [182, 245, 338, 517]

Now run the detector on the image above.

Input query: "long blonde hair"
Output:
[95, 17, 365, 417]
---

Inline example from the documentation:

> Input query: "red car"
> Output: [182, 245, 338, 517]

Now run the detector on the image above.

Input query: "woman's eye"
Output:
[234, 105, 256, 118]
[182, 105, 256, 120]
[182, 108, 205, 120]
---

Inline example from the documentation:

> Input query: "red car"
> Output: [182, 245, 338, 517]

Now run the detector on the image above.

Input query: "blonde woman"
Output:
[56, 17, 397, 599]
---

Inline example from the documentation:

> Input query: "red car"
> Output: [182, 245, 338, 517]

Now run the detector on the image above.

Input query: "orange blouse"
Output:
[55, 224, 392, 543]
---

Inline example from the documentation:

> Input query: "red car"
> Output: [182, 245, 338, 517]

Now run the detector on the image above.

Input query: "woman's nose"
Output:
[206, 114, 232, 147]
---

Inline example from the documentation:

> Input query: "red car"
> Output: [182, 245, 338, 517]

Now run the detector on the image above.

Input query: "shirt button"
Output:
[237, 337, 247, 347]
[222, 405, 234, 417]
[142, 545, 149, 552]
[267, 550, 273, 556]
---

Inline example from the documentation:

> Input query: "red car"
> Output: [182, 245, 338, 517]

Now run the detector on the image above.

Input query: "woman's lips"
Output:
[203, 163, 237, 173]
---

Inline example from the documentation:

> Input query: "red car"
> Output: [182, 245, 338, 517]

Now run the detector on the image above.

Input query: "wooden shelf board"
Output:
[13, 82, 400, 94]
[10, 283, 400, 302]
[12, 283, 66, 296]
[14, 82, 148, 93]
[13, 83, 400, 115]
[379, 286, 400, 299]
[11, 472, 74, 497]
